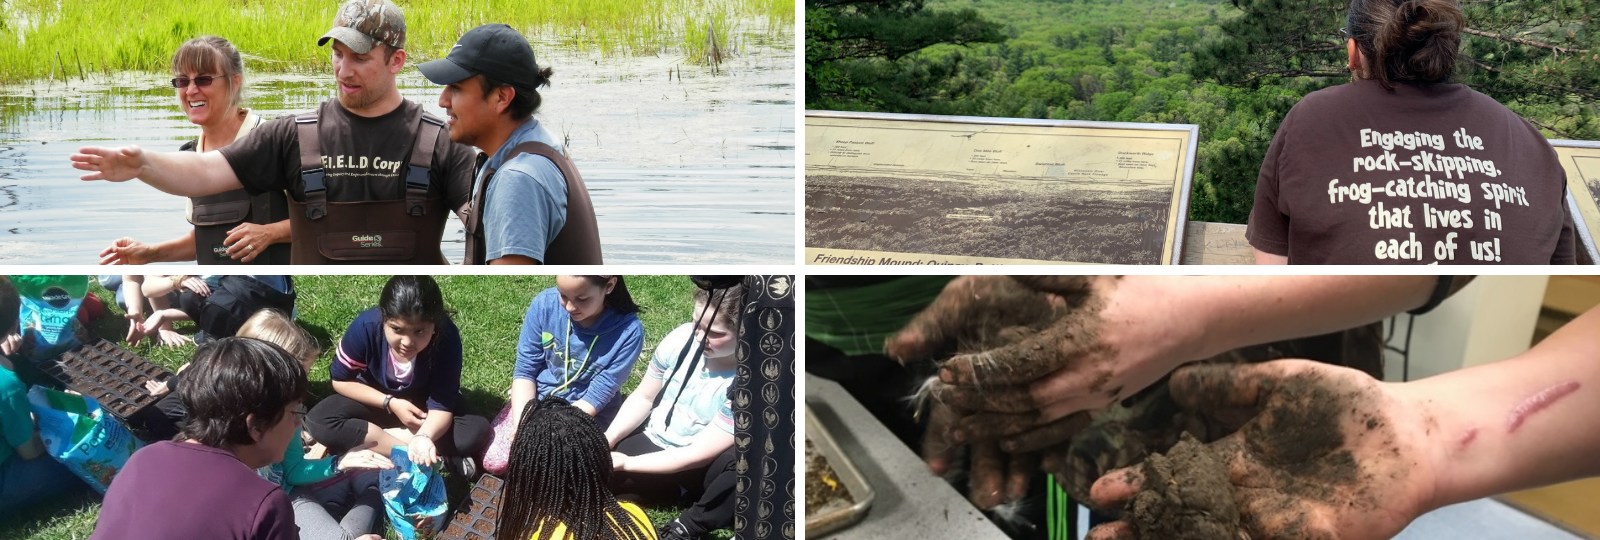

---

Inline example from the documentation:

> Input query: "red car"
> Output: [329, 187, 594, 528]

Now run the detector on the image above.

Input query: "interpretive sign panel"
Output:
[805, 111, 1198, 265]
[1552, 140, 1600, 264]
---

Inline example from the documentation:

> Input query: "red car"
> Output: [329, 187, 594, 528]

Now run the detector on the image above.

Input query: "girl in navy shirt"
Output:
[304, 275, 489, 476]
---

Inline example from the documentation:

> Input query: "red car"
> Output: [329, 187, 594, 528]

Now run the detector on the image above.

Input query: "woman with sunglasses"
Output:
[99, 36, 291, 265]
[481, 275, 645, 476]
[1246, 0, 1577, 265]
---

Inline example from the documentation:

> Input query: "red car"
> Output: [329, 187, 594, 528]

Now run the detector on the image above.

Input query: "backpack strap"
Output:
[295, 111, 326, 221]
[404, 113, 444, 217]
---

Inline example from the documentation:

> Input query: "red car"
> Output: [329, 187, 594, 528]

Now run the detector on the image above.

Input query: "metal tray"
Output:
[805, 404, 875, 537]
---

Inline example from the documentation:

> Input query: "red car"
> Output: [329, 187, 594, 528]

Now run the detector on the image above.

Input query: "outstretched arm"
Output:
[72, 146, 242, 197]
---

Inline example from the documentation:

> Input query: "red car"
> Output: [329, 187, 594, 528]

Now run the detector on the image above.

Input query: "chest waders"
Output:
[288, 101, 449, 264]
[461, 141, 602, 264]
[183, 135, 290, 265]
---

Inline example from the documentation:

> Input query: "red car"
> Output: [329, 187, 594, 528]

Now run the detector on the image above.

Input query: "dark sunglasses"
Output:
[170, 75, 219, 88]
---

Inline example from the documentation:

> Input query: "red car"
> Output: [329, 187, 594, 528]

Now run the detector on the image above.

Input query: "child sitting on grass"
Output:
[484, 275, 645, 475]
[497, 397, 657, 539]
[604, 281, 741, 540]
[305, 275, 489, 478]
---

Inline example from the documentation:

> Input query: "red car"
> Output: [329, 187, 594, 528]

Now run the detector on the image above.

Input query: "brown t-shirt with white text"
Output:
[1247, 79, 1576, 264]
[219, 99, 474, 209]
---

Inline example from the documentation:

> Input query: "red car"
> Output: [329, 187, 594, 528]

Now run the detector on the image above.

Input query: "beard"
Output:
[336, 82, 384, 111]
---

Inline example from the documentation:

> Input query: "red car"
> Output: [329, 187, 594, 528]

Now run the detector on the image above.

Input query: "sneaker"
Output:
[658, 519, 705, 540]
[448, 455, 479, 480]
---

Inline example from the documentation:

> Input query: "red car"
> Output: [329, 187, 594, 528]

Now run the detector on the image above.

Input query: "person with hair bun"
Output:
[1246, 0, 1577, 265]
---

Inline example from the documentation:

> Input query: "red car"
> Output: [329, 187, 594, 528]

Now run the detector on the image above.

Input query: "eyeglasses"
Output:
[170, 75, 220, 89]
[291, 405, 308, 421]
[1339, 27, 1350, 39]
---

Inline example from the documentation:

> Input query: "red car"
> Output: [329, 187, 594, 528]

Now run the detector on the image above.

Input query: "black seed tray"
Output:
[440, 474, 504, 540]
[43, 340, 172, 419]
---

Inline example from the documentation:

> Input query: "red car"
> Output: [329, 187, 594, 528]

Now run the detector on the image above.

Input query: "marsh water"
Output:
[0, 36, 794, 264]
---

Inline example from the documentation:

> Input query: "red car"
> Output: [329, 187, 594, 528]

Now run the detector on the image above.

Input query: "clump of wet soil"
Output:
[1240, 372, 1360, 499]
[1128, 433, 1238, 540]
[805, 438, 854, 513]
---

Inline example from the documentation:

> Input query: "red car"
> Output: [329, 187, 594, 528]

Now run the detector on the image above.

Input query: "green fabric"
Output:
[804, 276, 952, 357]
[278, 425, 337, 489]
[0, 367, 30, 465]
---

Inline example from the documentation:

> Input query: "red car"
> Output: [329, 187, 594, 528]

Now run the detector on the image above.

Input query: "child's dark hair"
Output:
[497, 397, 651, 540]
[1348, 0, 1463, 90]
[580, 276, 642, 315]
[380, 275, 448, 324]
[180, 337, 308, 447]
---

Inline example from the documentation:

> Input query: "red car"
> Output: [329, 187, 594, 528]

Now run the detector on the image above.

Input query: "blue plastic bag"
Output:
[379, 447, 448, 540]
[26, 386, 144, 493]
[12, 275, 88, 362]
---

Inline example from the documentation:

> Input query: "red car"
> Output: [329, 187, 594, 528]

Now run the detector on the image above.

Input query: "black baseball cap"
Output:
[418, 24, 542, 91]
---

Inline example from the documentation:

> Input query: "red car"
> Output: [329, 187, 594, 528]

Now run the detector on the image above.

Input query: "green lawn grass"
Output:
[0, 274, 732, 539]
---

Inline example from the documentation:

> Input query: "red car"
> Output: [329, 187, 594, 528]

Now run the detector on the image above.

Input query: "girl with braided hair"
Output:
[497, 397, 656, 540]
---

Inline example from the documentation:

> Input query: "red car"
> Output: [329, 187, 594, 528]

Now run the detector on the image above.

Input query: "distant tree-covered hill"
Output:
[806, 0, 1600, 223]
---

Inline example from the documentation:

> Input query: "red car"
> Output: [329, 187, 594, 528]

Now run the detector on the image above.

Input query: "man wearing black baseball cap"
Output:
[419, 24, 602, 265]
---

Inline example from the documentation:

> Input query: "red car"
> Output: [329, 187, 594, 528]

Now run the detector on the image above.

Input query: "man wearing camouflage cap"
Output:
[73, 0, 476, 265]
[420, 23, 602, 265]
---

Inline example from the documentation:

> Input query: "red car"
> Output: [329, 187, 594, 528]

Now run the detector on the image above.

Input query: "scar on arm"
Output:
[1457, 427, 1478, 451]
[1507, 381, 1581, 433]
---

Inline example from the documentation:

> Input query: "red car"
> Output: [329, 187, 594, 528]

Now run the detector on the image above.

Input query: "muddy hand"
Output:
[885, 276, 1075, 366]
[1019, 276, 1207, 424]
[968, 441, 1039, 509]
[928, 379, 1094, 451]
[72, 146, 145, 181]
[1086, 361, 1434, 540]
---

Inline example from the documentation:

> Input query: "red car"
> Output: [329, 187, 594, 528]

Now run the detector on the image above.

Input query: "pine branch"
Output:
[1463, 28, 1590, 54]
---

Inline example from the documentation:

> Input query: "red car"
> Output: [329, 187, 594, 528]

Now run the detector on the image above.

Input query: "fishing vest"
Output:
[289, 101, 449, 264]
[462, 141, 602, 264]
[182, 131, 291, 265]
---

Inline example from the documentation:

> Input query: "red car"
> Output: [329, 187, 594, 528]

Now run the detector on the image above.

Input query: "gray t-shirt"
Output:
[92, 441, 296, 540]
[477, 118, 569, 263]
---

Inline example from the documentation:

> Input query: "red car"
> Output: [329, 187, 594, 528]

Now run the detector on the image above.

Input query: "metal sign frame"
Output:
[1551, 139, 1600, 264]
[805, 110, 1199, 265]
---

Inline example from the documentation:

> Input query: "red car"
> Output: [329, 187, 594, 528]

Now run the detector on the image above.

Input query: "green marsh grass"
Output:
[0, 0, 794, 83]
[0, 275, 738, 540]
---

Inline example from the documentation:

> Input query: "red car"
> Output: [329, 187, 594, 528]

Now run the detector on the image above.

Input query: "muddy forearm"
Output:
[1407, 307, 1600, 510]
[1186, 276, 1434, 356]
[140, 150, 242, 197]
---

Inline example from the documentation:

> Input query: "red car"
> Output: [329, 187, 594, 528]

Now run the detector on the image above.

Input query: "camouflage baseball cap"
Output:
[317, 0, 406, 54]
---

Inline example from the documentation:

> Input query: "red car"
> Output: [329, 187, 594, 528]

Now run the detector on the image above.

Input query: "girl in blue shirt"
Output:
[484, 275, 644, 476]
